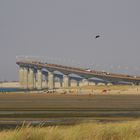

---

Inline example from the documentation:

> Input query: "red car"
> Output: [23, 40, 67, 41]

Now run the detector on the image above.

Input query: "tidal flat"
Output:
[0, 93, 140, 129]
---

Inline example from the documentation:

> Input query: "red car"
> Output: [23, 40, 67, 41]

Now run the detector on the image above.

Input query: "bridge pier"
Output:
[36, 69, 42, 90]
[19, 66, 24, 88]
[63, 75, 70, 88]
[82, 78, 89, 86]
[23, 67, 28, 89]
[34, 73, 36, 89]
[60, 78, 63, 87]
[28, 68, 34, 89]
[44, 74, 48, 89]
[77, 80, 80, 87]
[48, 71, 54, 89]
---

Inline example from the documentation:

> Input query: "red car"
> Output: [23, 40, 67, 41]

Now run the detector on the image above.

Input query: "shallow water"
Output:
[0, 117, 132, 130]
[0, 88, 24, 92]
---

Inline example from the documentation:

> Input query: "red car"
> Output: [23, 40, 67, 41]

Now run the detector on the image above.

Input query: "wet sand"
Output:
[0, 93, 140, 112]
[0, 93, 140, 128]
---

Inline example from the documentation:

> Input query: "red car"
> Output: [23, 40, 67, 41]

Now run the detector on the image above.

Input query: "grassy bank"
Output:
[0, 121, 140, 140]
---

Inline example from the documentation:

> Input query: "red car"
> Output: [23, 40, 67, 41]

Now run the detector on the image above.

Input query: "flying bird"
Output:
[95, 35, 100, 39]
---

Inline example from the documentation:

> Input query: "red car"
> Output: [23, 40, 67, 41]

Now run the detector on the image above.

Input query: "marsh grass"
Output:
[0, 121, 140, 140]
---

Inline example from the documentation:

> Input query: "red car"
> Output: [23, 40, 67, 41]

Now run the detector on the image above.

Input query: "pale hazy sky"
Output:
[0, 0, 140, 81]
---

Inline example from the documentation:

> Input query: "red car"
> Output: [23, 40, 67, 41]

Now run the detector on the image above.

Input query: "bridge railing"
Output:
[16, 56, 87, 69]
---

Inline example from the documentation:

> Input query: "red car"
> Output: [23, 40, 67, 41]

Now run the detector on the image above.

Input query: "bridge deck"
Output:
[16, 60, 140, 83]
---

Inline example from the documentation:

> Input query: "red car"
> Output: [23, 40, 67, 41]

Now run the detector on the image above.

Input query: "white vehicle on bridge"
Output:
[85, 69, 92, 72]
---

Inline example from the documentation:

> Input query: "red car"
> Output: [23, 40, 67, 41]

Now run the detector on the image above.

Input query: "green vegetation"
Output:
[0, 121, 140, 140]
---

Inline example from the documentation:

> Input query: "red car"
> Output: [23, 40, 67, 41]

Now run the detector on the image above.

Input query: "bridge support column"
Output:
[36, 69, 42, 90]
[63, 75, 70, 88]
[48, 72, 54, 89]
[44, 74, 48, 89]
[28, 68, 34, 89]
[23, 67, 28, 89]
[77, 80, 80, 87]
[60, 78, 63, 87]
[82, 78, 89, 86]
[19, 66, 24, 88]
[133, 82, 139, 86]
[33, 72, 37, 89]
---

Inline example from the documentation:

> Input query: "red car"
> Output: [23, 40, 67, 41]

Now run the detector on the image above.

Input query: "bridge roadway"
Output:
[17, 60, 140, 84]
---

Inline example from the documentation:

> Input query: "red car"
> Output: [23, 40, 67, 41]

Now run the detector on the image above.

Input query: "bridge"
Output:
[16, 57, 140, 90]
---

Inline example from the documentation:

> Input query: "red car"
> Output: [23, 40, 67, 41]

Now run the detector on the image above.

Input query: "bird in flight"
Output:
[95, 35, 100, 39]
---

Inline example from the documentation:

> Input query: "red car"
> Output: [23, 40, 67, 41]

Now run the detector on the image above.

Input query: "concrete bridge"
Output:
[16, 59, 140, 89]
